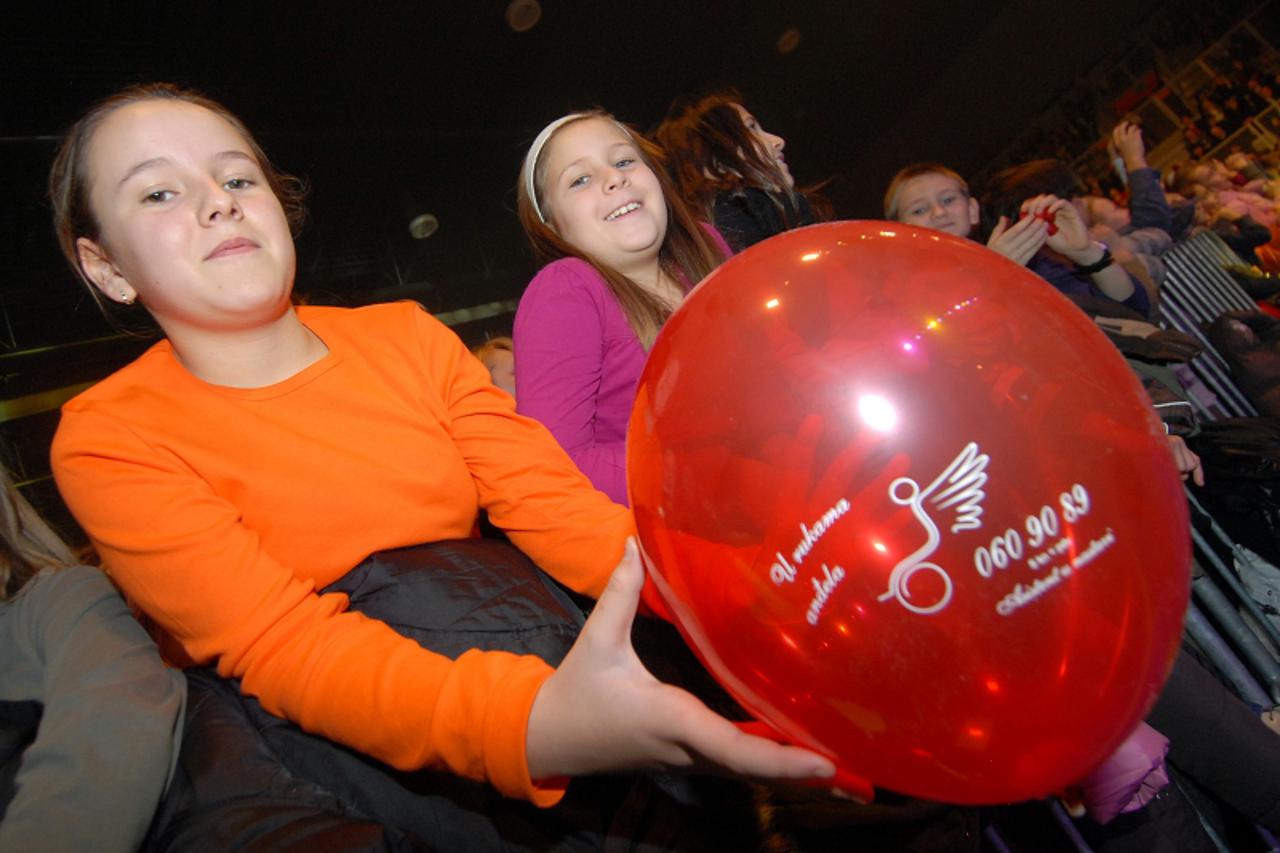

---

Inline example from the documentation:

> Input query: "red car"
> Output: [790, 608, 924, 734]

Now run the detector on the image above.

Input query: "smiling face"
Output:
[894, 172, 980, 238]
[76, 99, 296, 339]
[537, 117, 668, 275]
[733, 104, 793, 189]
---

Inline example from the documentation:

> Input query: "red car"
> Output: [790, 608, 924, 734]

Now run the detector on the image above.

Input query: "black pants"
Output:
[1147, 647, 1280, 831]
[149, 539, 760, 852]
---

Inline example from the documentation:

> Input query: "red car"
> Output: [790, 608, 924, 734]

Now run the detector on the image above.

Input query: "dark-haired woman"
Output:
[655, 92, 820, 252]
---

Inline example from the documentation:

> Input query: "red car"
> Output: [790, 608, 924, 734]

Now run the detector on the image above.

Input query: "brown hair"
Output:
[654, 91, 806, 222]
[981, 159, 1084, 224]
[883, 162, 971, 220]
[48, 82, 307, 309]
[0, 469, 79, 601]
[517, 111, 725, 350]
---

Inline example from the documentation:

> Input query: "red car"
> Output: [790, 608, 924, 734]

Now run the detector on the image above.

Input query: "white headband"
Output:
[522, 111, 628, 223]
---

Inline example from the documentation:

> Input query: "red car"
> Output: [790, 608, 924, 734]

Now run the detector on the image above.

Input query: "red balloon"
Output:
[627, 221, 1190, 804]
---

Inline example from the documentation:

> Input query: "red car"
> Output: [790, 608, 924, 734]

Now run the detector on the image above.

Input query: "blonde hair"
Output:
[0, 470, 79, 601]
[471, 335, 513, 363]
[516, 111, 725, 350]
[883, 162, 970, 220]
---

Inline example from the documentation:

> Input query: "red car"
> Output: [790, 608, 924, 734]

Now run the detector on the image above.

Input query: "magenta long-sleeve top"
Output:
[514, 232, 731, 505]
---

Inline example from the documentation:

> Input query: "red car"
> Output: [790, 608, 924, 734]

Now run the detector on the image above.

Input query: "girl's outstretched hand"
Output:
[526, 538, 838, 786]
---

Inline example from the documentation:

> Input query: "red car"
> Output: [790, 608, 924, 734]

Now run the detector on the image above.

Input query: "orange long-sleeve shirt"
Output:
[51, 301, 636, 804]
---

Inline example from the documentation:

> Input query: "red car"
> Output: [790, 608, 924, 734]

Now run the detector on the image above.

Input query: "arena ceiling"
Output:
[6, 0, 1181, 338]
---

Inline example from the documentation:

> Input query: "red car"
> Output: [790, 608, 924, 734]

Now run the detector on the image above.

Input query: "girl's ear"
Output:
[76, 237, 136, 304]
[968, 197, 981, 228]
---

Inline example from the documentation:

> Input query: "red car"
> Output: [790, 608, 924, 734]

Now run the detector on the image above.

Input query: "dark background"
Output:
[0, 0, 1269, 533]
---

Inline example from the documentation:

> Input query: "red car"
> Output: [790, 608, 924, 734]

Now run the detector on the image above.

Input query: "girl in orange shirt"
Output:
[47, 83, 835, 843]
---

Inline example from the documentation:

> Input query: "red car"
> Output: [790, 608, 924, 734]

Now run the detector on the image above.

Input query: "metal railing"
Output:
[1157, 231, 1262, 419]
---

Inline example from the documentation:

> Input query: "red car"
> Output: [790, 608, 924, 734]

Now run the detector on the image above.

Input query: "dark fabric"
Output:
[1103, 329, 1203, 364]
[1028, 253, 1152, 317]
[1213, 215, 1273, 267]
[1078, 768, 1218, 853]
[1146, 648, 1280, 831]
[1125, 167, 1174, 236]
[147, 671, 423, 852]
[333, 539, 586, 664]
[0, 701, 40, 822]
[1226, 265, 1280, 301]
[711, 188, 814, 252]
[1067, 293, 1150, 322]
[1206, 310, 1280, 418]
[1186, 417, 1280, 569]
[1067, 647, 1280, 850]
[1134, 366, 1199, 437]
[148, 538, 764, 852]
[1169, 201, 1198, 242]
[762, 791, 980, 852]
[1074, 295, 1203, 363]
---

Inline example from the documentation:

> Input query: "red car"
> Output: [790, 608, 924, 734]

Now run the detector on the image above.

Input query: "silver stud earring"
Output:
[119, 290, 134, 305]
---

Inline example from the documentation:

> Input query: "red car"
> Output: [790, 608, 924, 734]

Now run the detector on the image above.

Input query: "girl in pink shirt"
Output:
[514, 112, 729, 505]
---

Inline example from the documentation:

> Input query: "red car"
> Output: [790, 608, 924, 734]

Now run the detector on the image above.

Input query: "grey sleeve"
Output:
[0, 567, 186, 853]
[1126, 167, 1174, 236]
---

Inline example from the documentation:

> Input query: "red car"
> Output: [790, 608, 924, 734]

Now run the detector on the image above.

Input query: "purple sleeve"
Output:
[1029, 253, 1152, 317]
[514, 260, 630, 505]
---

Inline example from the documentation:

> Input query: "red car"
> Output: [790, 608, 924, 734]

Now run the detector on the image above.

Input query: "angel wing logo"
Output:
[877, 442, 989, 615]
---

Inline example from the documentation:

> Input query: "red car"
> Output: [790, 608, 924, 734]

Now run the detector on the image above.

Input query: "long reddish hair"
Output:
[655, 91, 809, 223]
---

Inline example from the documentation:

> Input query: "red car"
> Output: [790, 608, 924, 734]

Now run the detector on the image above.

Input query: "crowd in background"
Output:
[469, 50, 1280, 852]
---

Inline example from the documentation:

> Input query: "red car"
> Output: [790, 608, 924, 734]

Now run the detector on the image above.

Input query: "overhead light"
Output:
[777, 27, 801, 55]
[408, 214, 439, 240]
[857, 393, 898, 433]
[506, 0, 541, 32]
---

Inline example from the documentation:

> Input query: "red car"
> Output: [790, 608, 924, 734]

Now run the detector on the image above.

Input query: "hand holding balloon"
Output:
[628, 221, 1190, 804]
[526, 539, 839, 785]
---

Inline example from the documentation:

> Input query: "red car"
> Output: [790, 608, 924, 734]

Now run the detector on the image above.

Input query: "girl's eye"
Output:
[569, 175, 589, 188]
[225, 177, 255, 190]
[143, 190, 174, 204]
[908, 206, 926, 217]
[615, 158, 635, 169]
